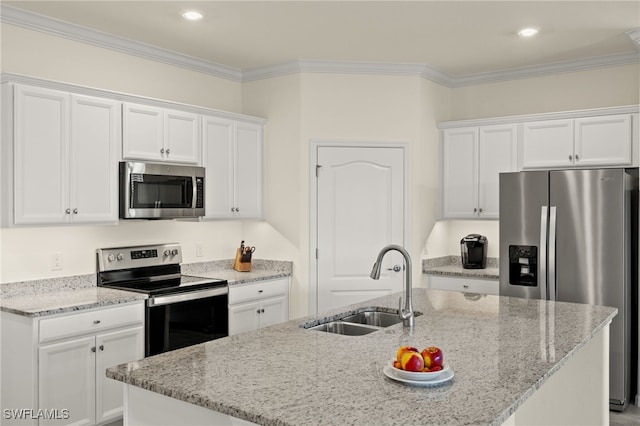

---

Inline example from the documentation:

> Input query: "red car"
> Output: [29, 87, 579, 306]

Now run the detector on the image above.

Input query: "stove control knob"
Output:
[163, 249, 171, 257]
[107, 254, 116, 262]
[171, 249, 179, 256]
[116, 253, 124, 261]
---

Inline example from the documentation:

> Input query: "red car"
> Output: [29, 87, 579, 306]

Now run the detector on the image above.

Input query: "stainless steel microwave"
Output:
[119, 161, 205, 219]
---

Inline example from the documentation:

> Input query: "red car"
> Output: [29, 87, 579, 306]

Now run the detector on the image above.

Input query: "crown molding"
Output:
[2, 4, 638, 88]
[1, 4, 243, 82]
[627, 28, 640, 52]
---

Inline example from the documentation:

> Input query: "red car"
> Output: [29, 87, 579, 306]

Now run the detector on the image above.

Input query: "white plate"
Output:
[383, 365, 454, 387]
[388, 360, 450, 381]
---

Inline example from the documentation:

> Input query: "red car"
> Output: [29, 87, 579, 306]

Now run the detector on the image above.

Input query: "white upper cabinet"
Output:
[13, 85, 119, 225]
[123, 103, 199, 164]
[521, 119, 574, 169]
[442, 127, 477, 219]
[71, 94, 120, 224]
[202, 116, 263, 219]
[574, 114, 633, 166]
[521, 114, 634, 169]
[442, 124, 517, 219]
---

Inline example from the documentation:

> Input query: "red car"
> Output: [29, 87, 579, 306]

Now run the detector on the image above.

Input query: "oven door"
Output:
[120, 161, 205, 219]
[145, 287, 228, 357]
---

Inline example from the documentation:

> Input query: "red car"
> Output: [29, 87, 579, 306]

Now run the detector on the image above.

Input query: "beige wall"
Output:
[2, 24, 242, 111]
[451, 64, 640, 120]
[242, 73, 449, 316]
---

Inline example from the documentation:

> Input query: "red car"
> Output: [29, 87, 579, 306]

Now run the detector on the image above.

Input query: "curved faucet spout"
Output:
[369, 244, 414, 328]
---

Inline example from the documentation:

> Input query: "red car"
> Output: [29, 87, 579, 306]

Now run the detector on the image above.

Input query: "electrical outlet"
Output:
[196, 243, 204, 257]
[51, 252, 63, 271]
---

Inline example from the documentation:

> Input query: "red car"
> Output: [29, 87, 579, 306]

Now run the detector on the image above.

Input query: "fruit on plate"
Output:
[399, 350, 424, 372]
[392, 345, 445, 372]
[421, 346, 444, 369]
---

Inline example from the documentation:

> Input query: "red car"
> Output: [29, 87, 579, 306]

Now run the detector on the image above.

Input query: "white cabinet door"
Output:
[164, 109, 199, 164]
[228, 301, 260, 336]
[259, 296, 288, 329]
[441, 127, 477, 219]
[14, 85, 69, 225]
[122, 103, 164, 161]
[575, 114, 632, 166]
[70, 95, 119, 224]
[478, 124, 517, 218]
[202, 116, 234, 218]
[95, 327, 144, 424]
[234, 122, 263, 219]
[202, 117, 263, 219]
[39, 336, 95, 426]
[521, 119, 574, 169]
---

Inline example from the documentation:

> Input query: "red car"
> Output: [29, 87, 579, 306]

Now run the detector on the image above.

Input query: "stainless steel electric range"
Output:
[97, 243, 228, 357]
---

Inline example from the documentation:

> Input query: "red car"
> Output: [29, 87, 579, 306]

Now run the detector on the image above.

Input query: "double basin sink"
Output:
[301, 308, 422, 336]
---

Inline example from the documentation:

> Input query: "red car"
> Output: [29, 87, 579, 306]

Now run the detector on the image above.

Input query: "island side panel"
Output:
[504, 323, 609, 426]
[122, 385, 258, 426]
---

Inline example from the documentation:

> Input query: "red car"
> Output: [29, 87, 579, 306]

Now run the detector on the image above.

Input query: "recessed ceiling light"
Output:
[518, 27, 539, 38]
[182, 11, 203, 21]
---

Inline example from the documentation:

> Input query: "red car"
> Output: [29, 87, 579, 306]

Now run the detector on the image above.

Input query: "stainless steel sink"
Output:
[340, 310, 403, 327]
[302, 307, 422, 336]
[307, 321, 379, 335]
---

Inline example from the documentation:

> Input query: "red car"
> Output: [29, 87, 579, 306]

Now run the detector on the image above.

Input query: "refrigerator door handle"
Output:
[548, 206, 557, 301]
[539, 206, 548, 301]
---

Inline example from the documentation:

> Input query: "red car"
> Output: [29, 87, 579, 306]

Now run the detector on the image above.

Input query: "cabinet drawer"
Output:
[39, 302, 144, 343]
[428, 276, 498, 295]
[228, 278, 288, 305]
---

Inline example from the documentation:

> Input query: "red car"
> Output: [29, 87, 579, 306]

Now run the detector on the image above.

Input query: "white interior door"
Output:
[316, 145, 406, 313]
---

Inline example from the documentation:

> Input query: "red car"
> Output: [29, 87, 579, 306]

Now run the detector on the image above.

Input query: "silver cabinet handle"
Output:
[478, 208, 483, 213]
[99, 345, 104, 351]
[166, 149, 170, 154]
[91, 347, 96, 353]
[463, 284, 469, 289]
[473, 207, 477, 213]
[569, 154, 573, 161]
[387, 265, 402, 272]
[160, 148, 165, 154]
[575, 154, 579, 161]
[65, 208, 70, 214]
[93, 320, 101, 324]
[73, 208, 78, 214]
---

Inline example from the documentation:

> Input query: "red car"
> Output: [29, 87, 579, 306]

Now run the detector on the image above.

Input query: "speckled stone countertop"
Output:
[0, 260, 292, 317]
[182, 259, 293, 285]
[107, 289, 616, 426]
[0, 274, 147, 317]
[423, 255, 500, 280]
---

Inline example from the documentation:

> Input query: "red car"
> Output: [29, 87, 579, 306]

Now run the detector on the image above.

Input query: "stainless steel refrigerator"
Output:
[499, 168, 638, 412]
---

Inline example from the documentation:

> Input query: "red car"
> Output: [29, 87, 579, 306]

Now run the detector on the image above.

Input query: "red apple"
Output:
[421, 346, 443, 368]
[400, 351, 424, 372]
[396, 345, 418, 362]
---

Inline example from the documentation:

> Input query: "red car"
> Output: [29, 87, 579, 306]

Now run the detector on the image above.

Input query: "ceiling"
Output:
[3, 1, 640, 83]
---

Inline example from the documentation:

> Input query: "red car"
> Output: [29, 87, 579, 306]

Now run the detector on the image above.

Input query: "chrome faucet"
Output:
[370, 245, 414, 327]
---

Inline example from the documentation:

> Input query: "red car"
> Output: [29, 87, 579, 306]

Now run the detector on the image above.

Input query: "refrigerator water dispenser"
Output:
[508, 245, 537, 286]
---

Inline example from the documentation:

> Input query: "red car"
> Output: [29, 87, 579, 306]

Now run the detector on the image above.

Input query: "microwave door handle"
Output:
[192, 176, 197, 208]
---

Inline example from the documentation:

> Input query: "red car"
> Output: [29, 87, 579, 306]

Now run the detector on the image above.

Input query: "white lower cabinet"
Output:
[228, 278, 289, 336]
[1, 302, 144, 426]
[426, 275, 498, 295]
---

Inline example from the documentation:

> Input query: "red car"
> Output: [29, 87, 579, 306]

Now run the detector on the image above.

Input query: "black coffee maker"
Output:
[460, 234, 488, 269]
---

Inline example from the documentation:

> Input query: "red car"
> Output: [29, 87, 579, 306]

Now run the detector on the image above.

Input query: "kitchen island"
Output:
[107, 289, 615, 425]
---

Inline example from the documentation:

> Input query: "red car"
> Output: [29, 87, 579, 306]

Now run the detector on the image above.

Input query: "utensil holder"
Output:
[233, 248, 252, 272]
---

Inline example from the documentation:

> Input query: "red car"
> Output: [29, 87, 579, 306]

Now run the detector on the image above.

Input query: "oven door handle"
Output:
[148, 287, 228, 306]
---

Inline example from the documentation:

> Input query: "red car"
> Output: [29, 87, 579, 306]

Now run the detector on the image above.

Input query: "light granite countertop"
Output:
[423, 255, 500, 280]
[0, 259, 292, 317]
[107, 289, 616, 426]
